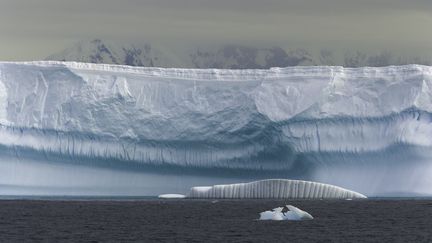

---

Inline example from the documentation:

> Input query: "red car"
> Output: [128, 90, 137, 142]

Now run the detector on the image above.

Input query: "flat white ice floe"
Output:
[188, 179, 366, 199]
[259, 205, 313, 221]
[158, 194, 186, 199]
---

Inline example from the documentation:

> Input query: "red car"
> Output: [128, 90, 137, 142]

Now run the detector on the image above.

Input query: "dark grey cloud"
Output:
[0, 0, 431, 61]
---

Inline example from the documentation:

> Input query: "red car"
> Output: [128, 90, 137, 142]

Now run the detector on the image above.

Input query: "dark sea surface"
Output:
[0, 198, 431, 242]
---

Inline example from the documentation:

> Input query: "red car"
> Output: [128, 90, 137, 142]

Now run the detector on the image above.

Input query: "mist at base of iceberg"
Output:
[0, 157, 244, 196]
[311, 155, 432, 197]
[0, 143, 431, 196]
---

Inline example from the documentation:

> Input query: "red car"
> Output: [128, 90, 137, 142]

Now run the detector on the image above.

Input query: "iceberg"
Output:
[259, 205, 313, 221]
[158, 194, 186, 199]
[0, 61, 431, 196]
[188, 179, 366, 199]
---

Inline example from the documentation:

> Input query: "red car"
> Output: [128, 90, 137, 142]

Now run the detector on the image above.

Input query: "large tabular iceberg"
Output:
[188, 179, 366, 199]
[0, 61, 431, 196]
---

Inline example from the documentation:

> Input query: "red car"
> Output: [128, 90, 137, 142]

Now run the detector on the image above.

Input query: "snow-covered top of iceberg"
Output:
[188, 179, 367, 199]
[0, 61, 431, 135]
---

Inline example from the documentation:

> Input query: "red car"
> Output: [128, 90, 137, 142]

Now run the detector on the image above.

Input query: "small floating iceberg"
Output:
[188, 179, 366, 199]
[158, 194, 186, 199]
[259, 205, 313, 221]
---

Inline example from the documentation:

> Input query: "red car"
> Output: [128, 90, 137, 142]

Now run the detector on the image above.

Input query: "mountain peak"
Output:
[47, 39, 431, 68]
[47, 39, 317, 69]
[46, 39, 178, 67]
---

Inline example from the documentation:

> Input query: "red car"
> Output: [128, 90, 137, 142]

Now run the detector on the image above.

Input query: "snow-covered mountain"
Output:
[47, 39, 432, 68]
[0, 61, 432, 196]
[189, 45, 315, 69]
[46, 39, 185, 68]
[47, 39, 316, 68]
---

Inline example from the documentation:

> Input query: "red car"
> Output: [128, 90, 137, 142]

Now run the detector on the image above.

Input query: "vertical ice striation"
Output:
[188, 179, 366, 199]
[0, 69, 8, 124]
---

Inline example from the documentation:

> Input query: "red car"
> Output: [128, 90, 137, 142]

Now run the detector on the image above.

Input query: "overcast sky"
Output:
[0, 0, 431, 60]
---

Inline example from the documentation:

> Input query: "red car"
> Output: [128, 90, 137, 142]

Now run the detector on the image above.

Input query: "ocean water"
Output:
[0, 198, 431, 242]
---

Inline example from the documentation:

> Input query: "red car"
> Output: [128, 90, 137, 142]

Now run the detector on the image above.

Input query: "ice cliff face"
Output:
[0, 61, 431, 196]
